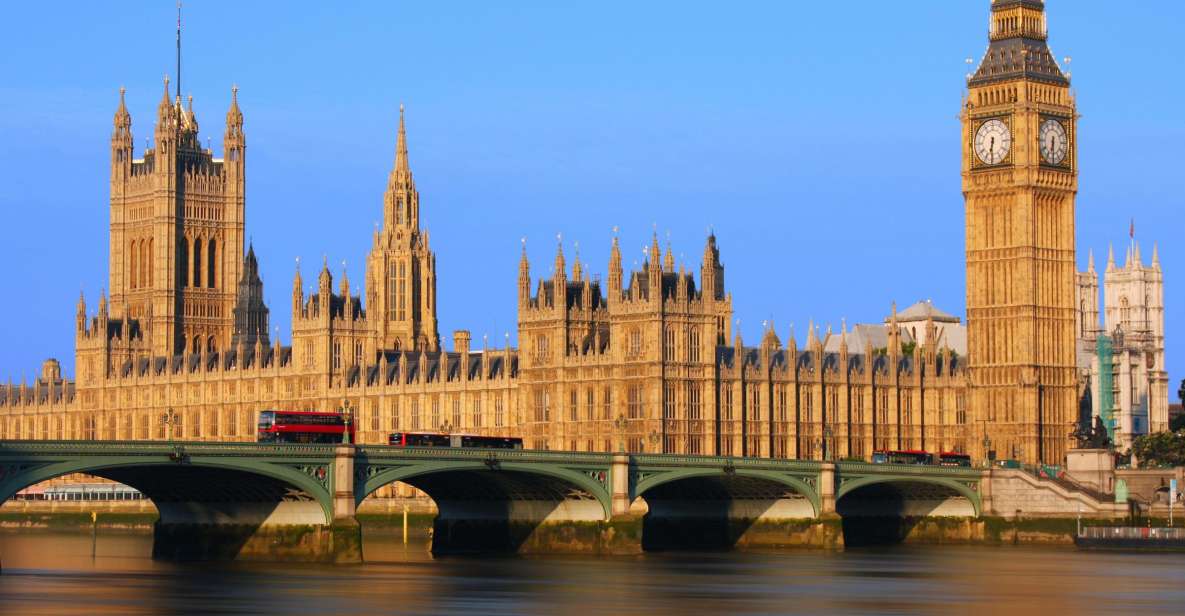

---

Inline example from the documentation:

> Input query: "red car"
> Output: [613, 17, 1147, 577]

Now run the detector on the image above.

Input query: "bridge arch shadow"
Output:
[358, 461, 612, 554]
[0, 453, 334, 559]
[835, 477, 980, 547]
[634, 469, 820, 551]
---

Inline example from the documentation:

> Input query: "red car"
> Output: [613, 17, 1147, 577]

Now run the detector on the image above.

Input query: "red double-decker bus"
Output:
[388, 432, 523, 449]
[871, 449, 974, 467]
[257, 410, 355, 444]
[937, 452, 972, 467]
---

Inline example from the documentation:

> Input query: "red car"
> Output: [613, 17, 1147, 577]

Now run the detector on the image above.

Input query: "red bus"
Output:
[388, 432, 523, 449]
[257, 410, 355, 444]
[871, 449, 933, 465]
[937, 452, 972, 467]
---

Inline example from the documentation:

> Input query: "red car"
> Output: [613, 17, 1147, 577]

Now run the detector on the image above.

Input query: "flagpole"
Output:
[176, 1, 182, 100]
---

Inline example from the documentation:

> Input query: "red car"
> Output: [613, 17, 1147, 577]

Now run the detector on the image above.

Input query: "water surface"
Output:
[1, 530, 1182, 615]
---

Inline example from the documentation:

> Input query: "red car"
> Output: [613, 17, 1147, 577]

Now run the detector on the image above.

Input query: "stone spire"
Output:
[608, 233, 623, 299]
[183, 94, 199, 134]
[663, 240, 674, 273]
[232, 244, 270, 348]
[111, 87, 133, 173]
[649, 232, 662, 270]
[1107, 243, 1116, 271]
[518, 239, 531, 305]
[701, 232, 724, 301]
[554, 237, 566, 281]
[319, 256, 332, 294]
[292, 257, 304, 316]
[572, 242, 583, 281]
[1152, 243, 1160, 270]
[394, 103, 411, 181]
[113, 87, 131, 134]
[383, 104, 418, 230]
[76, 292, 87, 332]
[1087, 249, 1095, 273]
[225, 85, 244, 147]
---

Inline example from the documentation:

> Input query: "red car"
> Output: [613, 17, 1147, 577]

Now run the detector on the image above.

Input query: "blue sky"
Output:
[0, 1, 1181, 399]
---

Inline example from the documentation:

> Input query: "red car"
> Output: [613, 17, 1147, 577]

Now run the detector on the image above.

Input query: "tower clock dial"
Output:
[1039, 118, 1069, 165]
[974, 119, 1011, 165]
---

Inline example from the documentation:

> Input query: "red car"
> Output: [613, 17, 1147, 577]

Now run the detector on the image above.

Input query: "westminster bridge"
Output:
[0, 440, 991, 561]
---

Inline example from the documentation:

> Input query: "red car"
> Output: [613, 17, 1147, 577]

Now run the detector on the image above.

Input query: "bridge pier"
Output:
[819, 462, 836, 516]
[611, 453, 631, 517]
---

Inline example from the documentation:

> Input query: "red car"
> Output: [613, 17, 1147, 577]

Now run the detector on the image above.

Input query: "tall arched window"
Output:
[192, 237, 202, 288]
[142, 238, 152, 288]
[1120, 297, 1130, 328]
[663, 327, 675, 361]
[689, 327, 701, 363]
[207, 238, 216, 288]
[207, 336, 216, 354]
[129, 240, 139, 289]
[180, 238, 189, 287]
[192, 336, 201, 354]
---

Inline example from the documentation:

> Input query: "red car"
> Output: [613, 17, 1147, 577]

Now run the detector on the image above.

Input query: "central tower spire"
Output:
[366, 104, 439, 352]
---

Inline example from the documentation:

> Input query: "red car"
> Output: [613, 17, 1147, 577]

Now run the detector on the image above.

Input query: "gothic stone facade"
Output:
[1, 1, 1096, 464]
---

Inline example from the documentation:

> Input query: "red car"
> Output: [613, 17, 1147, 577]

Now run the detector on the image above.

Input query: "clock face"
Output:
[1039, 119, 1069, 165]
[974, 119, 1011, 165]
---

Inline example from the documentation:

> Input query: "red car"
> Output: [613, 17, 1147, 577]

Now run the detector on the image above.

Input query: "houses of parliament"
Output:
[0, 1, 1170, 465]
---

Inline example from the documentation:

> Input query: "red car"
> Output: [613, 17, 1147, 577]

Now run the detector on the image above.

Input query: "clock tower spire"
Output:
[963, 0, 1077, 464]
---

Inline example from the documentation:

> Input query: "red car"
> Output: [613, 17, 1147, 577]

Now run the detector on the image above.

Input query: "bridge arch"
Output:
[359, 459, 613, 553]
[836, 476, 981, 517]
[632, 467, 821, 551]
[0, 452, 335, 526]
[633, 468, 821, 517]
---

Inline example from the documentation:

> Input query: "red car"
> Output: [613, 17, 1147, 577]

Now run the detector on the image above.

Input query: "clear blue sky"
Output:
[0, 1, 1181, 399]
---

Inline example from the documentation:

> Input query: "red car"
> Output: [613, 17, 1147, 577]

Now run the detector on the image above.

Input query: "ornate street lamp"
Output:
[160, 408, 181, 442]
[339, 399, 353, 445]
[614, 414, 628, 453]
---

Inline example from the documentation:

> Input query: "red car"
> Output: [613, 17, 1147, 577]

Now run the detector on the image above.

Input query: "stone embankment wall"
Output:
[986, 470, 1124, 518]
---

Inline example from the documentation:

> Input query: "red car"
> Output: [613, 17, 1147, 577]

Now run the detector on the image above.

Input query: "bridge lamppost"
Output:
[822, 425, 834, 462]
[978, 419, 993, 467]
[614, 414, 628, 453]
[160, 408, 181, 442]
[339, 399, 353, 445]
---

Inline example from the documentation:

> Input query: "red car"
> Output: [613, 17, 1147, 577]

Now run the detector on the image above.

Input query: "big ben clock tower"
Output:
[963, 0, 1077, 464]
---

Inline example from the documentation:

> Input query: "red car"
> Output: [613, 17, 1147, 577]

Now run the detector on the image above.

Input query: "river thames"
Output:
[1, 530, 1182, 615]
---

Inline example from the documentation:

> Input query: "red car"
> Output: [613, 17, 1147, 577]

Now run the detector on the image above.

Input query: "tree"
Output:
[1174, 379, 1185, 432]
[1131, 431, 1185, 468]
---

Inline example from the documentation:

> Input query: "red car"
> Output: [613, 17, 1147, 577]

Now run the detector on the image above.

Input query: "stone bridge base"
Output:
[151, 519, 362, 563]
[431, 518, 643, 555]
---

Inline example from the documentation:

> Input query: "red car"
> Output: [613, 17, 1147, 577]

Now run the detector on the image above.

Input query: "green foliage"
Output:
[1131, 430, 1185, 468]
[900, 341, 917, 356]
[1178, 378, 1184, 405]
[1172, 414, 1185, 433]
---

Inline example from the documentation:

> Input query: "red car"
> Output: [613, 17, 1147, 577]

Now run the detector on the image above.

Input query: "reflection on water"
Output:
[1, 529, 1183, 615]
